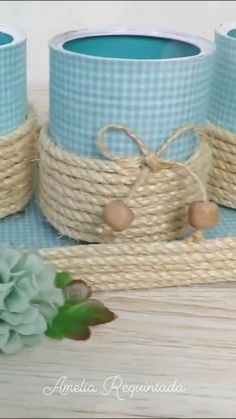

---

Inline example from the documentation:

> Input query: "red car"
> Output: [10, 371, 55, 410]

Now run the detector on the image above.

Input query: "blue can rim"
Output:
[49, 28, 215, 63]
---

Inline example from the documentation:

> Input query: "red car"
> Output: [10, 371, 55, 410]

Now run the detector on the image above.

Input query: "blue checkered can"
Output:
[0, 25, 26, 135]
[49, 29, 214, 160]
[209, 22, 236, 134]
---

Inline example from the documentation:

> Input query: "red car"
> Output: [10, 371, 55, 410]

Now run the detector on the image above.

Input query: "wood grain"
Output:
[1, 285, 236, 418]
[0, 88, 236, 418]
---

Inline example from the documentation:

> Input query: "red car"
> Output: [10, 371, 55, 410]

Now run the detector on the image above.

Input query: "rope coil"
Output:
[0, 107, 38, 219]
[39, 124, 211, 243]
[40, 237, 236, 291]
[206, 123, 236, 208]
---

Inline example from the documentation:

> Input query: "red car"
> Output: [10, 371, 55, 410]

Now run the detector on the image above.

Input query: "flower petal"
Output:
[0, 260, 11, 283]
[5, 287, 30, 313]
[15, 314, 47, 335]
[0, 283, 13, 310]
[23, 253, 46, 275]
[17, 276, 38, 299]
[34, 289, 64, 311]
[34, 301, 58, 321]
[0, 306, 39, 326]
[35, 265, 56, 291]
[1, 331, 23, 354]
[0, 328, 10, 349]
[0, 248, 22, 270]
[0, 321, 10, 334]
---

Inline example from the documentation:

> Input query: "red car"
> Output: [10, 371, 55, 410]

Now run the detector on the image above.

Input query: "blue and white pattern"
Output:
[0, 25, 26, 135]
[208, 22, 236, 132]
[49, 29, 214, 161]
[0, 198, 77, 249]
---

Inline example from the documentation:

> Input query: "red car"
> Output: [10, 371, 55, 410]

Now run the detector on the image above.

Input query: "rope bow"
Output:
[96, 124, 208, 201]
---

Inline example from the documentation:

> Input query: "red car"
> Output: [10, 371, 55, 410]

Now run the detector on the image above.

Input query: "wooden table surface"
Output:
[1, 284, 236, 418]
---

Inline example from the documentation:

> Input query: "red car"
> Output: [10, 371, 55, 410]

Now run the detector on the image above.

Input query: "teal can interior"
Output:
[63, 34, 200, 59]
[0, 31, 13, 46]
[227, 28, 236, 38]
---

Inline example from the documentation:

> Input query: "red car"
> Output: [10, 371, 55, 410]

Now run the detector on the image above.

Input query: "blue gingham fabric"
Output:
[49, 29, 214, 161]
[0, 198, 77, 249]
[208, 23, 236, 132]
[0, 199, 234, 249]
[0, 25, 26, 135]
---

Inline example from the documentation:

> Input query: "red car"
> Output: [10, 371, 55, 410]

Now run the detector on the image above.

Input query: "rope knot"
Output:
[96, 123, 208, 200]
[144, 151, 161, 172]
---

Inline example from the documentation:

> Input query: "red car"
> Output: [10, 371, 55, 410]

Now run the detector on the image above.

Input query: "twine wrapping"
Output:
[206, 123, 236, 209]
[39, 124, 211, 243]
[39, 237, 236, 291]
[0, 107, 38, 219]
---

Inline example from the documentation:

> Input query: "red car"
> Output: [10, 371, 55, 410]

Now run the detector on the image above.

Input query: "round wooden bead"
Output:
[188, 201, 219, 230]
[103, 200, 134, 232]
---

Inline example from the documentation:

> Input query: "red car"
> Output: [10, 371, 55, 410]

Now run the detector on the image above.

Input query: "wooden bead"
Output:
[188, 201, 219, 230]
[103, 200, 134, 232]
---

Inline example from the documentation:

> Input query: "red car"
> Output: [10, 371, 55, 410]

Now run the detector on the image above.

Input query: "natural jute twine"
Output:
[39, 124, 211, 243]
[206, 123, 236, 208]
[39, 237, 236, 291]
[0, 107, 38, 219]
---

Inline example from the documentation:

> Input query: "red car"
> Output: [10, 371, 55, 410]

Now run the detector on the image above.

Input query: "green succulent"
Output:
[0, 247, 64, 354]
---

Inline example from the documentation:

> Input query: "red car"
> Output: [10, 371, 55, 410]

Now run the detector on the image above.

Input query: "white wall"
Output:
[0, 1, 235, 85]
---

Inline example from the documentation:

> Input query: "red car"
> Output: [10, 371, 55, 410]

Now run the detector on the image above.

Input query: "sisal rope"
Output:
[36, 122, 236, 291]
[0, 107, 38, 219]
[206, 123, 236, 208]
[39, 125, 211, 243]
[39, 237, 236, 291]
[0, 112, 233, 292]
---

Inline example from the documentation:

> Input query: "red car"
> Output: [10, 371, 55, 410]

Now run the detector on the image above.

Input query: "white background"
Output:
[0, 1, 236, 84]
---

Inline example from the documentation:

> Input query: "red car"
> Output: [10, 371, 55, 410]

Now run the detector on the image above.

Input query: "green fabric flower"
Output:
[0, 247, 64, 354]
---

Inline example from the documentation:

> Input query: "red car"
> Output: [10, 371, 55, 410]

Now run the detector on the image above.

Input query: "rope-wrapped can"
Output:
[0, 107, 37, 219]
[206, 123, 236, 208]
[207, 23, 236, 209]
[39, 125, 211, 243]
